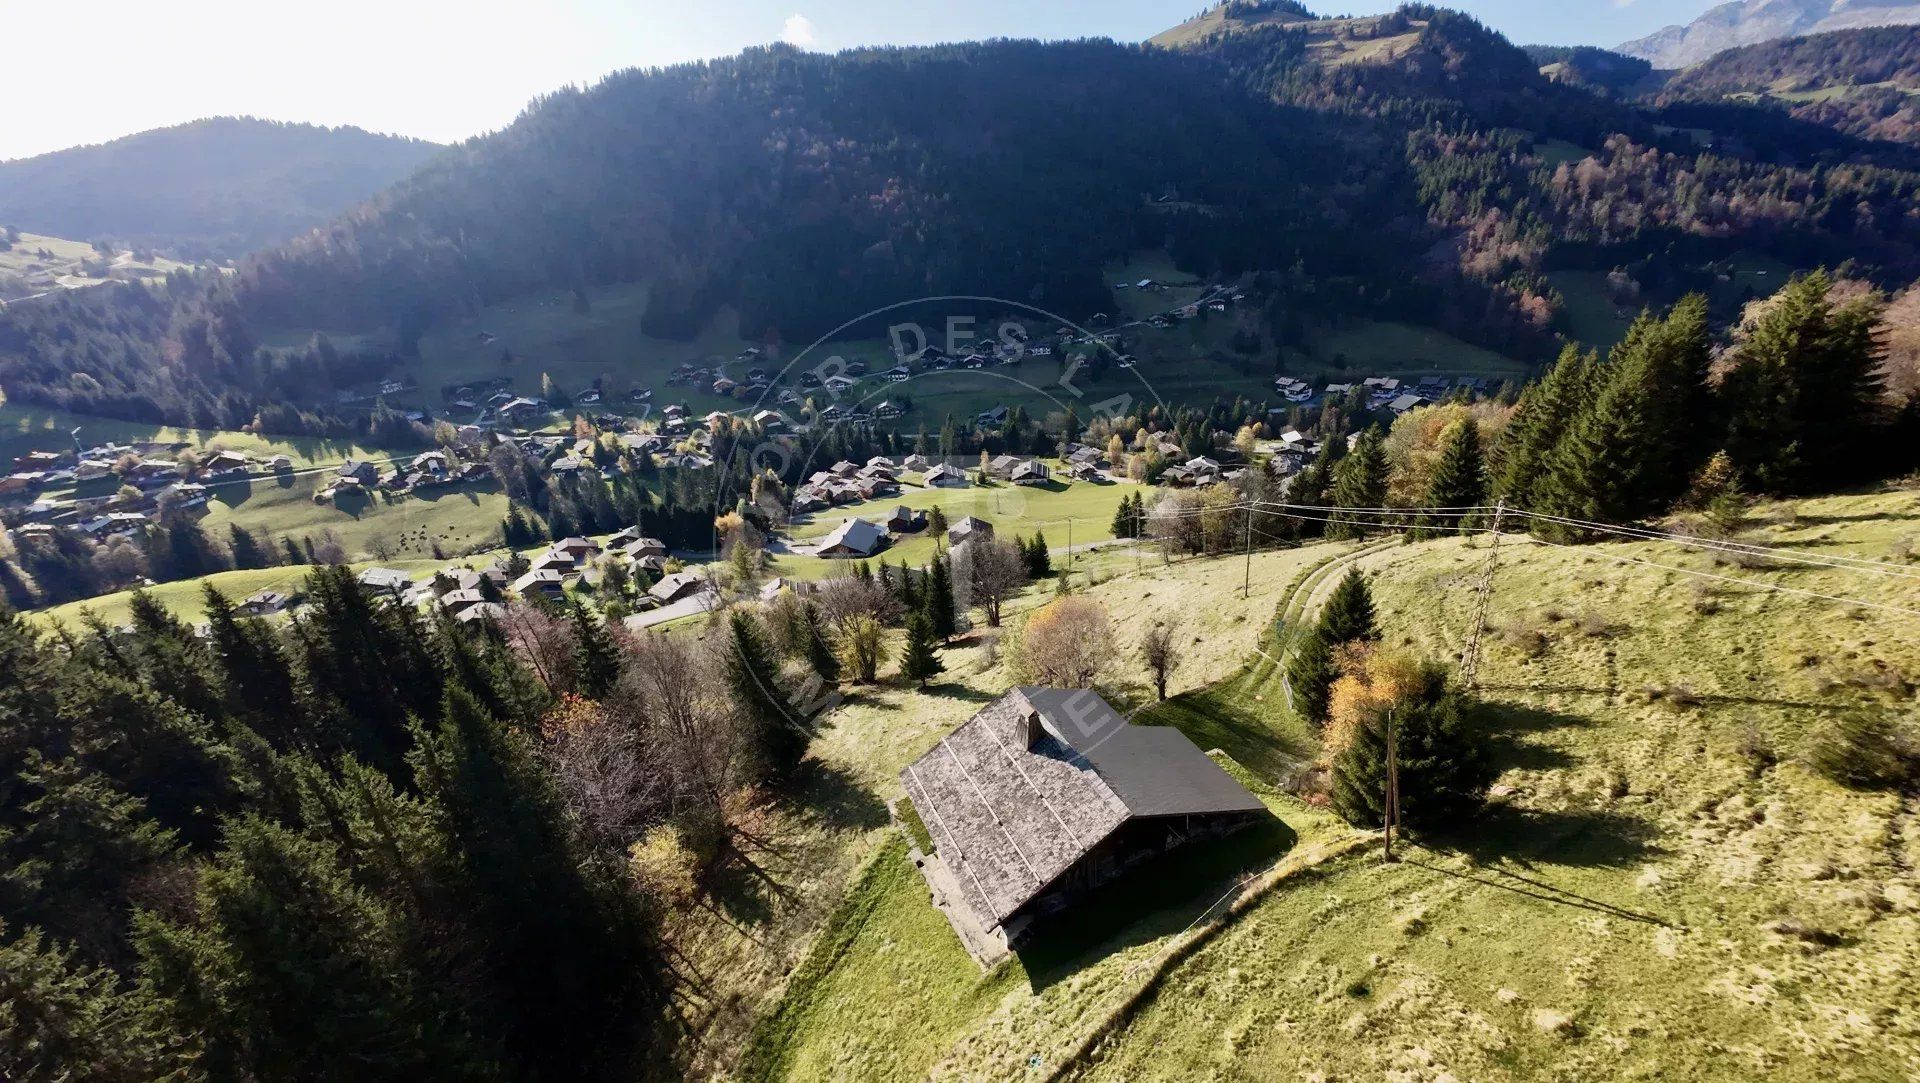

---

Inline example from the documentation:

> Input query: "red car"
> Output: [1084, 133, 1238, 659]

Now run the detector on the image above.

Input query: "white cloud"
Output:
[781, 13, 818, 48]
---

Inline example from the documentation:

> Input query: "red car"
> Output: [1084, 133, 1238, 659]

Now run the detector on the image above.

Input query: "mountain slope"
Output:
[1618, 0, 1920, 70]
[0, 117, 441, 258]
[1661, 25, 1920, 144]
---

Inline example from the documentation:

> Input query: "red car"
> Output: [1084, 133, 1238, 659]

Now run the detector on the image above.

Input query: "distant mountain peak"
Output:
[1617, 0, 1920, 69]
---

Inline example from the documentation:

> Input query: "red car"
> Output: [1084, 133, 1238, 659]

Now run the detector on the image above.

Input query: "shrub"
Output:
[1806, 712, 1917, 790]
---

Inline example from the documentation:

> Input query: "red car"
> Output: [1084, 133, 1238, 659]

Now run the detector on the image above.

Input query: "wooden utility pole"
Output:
[1461, 499, 1507, 691]
[1383, 708, 1400, 863]
[1242, 504, 1253, 598]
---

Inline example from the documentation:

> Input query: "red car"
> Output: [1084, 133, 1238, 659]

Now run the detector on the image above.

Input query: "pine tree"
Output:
[1319, 569, 1379, 646]
[1027, 531, 1052, 577]
[1330, 672, 1492, 830]
[280, 536, 305, 567]
[924, 555, 957, 642]
[1414, 418, 1485, 539]
[1111, 492, 1135, 538]
[407, 686, 654, 1078]
[202, 585, 306, 750]
[724, 610, 805, 783]
[568, 600, 622, 700]
[0, 920, 178, 1082]
[927, 504, 949, 536]
[800, 602, 840, 684]
[136, 814, 496, 1081]
[1285, 627, 1337, 725]
[1535, 298, 1711, 535]
[899, 611, 945, 688]
[1328, 429, 1387, 540]
[1496, 344, 1595, 511]
[1721, 270, 1887, 493]
[228, 524, 271, 569]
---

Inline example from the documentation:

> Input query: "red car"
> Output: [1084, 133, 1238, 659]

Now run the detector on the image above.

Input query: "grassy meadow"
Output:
[701, 487, 1920, 1081]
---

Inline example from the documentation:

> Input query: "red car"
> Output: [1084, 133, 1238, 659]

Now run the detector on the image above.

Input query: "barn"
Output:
[900, 687, 1267, 954]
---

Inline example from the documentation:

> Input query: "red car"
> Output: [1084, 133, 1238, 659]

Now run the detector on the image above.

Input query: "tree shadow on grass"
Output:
[1017, 815, 1296, 992]
[789, 758, 889, 833]
[1475, 700, 1591, 773]
[1428, 801, 1666, 871]
[1412, 802, 1673, 926]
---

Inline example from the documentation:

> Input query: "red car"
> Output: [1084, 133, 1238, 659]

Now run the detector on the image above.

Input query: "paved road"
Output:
[623, 588, 719, 631]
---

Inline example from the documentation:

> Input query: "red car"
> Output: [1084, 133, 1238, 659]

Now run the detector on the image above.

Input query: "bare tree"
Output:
[813, 573, 902, 631]
[539, 697, 664, 861]
[500, 600, 579, 694]
[1140, 621, 1179, 701]
[1019, 596, 1112, 689]
[952, 537, 1027, 627]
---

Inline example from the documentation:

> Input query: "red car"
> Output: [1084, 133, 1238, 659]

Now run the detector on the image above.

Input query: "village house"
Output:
[817, 517, 888, 559]
[1387, 393, 1430, 417]
[948, 515, 993, 546]
[338, 460, 379, 487]
[511, 569, 568, 600]
[1010, 460, 1051, 486]
[887, 505, 928, 534]
[649, 570, 709, 605]
[925, 463, 968, 488]
[900, 688, 1266, 951]
[357, 568, 414, 597]
[238, 591, 292, 617]
[987, 454, 1024, 479]
[901, 453, 932, 472]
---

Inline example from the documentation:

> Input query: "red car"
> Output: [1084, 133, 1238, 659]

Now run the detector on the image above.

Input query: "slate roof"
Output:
[900, 687, 1263, 930]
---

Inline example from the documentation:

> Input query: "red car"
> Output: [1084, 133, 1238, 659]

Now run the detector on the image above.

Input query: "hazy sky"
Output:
[2, 0, 1723, 161]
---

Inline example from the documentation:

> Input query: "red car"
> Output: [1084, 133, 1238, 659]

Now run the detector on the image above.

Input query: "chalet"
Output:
[1185, 456, 1222, 481]
[711, 377, 738, 396]
[238, 591, 291, 617]
[948, 516, 993, 546]
[1069, 462, 1102, 482]
[12, 451, 62, 473]
[817, 518, 888, 559]
[1387, 393, 1430, 417]
[267, 454, 294, 471]
[881, 365, 911, 383]
[857, 476, 899, 500]
[752, 410, 785, 429]
[823, 375, 858, 394]
[455, 602, 508, 626]
[202, 451, 252, 476]
[987, 454, 1024, 479]
[901, 688, 1265, 948]
[925, 463, 968, 488]
[357, 568, 414, 597]
[1010, 460, 1051, 486]
[865, 455, 898, 473]
[529, 552, 577, 578]
[73, 460, 114, 482]
[830, 460, 862, 478]
[649, 570, 709, 604]
[978, 405, 1009, 427]
[551, 536, 602, 565]
[437, 589, 489, 615]
[431, 568, 486, 596]
[338, 460, 379, 487]
[887, 505, 928, 533]
[873, 400, 905, 420]
[791, 490, 829, 514]
[901, 454, 932, 472]
[511, 569, 568, 600]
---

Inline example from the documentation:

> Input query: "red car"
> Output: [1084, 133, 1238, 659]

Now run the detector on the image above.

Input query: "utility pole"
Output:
[1383, 708, 1400, 863]
[1242, 503, 1253, 598]
[1461, 498, 1507, 691]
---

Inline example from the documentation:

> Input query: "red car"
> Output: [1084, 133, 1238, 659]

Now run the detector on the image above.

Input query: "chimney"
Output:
[1024, 708, 1046, 750]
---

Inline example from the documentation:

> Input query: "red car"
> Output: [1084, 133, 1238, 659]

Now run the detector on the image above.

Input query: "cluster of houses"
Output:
[2, 445, 303, 542]
[333, 525, 701, 626]
[813, 509, 993, 560]
[1275, 373, 1493, 418]
[793, 456, 910, 512]
[319, 449, 493, 503]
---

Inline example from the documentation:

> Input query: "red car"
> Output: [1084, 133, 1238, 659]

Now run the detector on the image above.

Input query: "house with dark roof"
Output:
[948, 515, 994, 545]
[817, 517, 888, 559]
[900, 688, 1266, 950]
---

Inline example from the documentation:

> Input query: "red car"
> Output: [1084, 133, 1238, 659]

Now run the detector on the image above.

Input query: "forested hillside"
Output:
[1661, 25, 1920, 144]
[10, 6, 1920, 441]
[0, 118, 441, 259]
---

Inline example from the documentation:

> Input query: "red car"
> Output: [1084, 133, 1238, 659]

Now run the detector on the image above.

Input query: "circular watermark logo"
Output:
[699, 294, 1174, 736]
